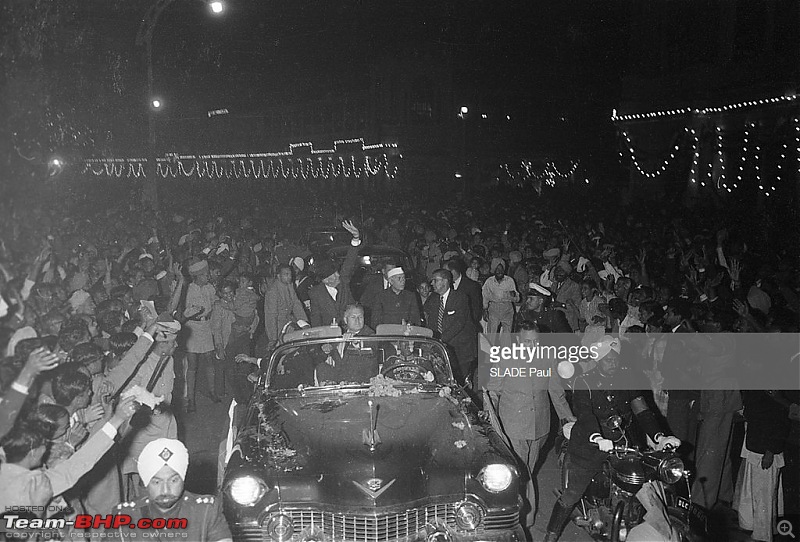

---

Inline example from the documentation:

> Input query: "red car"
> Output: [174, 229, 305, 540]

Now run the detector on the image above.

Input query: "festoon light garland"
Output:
[82, 138, 399, 180]
[501, 160, 580, 187]
[611, 93, 798, 122]
[616, 94, 799, 187]
[620, 127, 687, 179]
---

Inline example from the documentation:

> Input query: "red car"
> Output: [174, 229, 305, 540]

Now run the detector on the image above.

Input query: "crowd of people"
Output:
[0, 182, 798, 541]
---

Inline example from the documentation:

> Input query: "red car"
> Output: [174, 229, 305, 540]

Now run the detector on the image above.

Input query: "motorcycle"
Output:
[560, 415, 708, 542]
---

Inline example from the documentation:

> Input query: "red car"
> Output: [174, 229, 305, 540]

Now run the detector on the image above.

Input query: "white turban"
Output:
[386, 267, 405, 279]
[137, 438, 189, 486]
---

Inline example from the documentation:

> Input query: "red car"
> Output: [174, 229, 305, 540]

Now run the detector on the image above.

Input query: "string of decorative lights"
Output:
[689, 129, 701, 186]
[796, 117, 800, 177]
[84, 154, 398, 180]
[738, 123, 755, 191]
[621, 127, 687, 179]
[611, 93, 798, 122]
[713, 126, 723, 190]
[499, 160, 579, 187]
[82, 139, 399, 180]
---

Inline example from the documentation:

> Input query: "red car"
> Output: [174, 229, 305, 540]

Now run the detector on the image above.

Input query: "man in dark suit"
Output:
[317, 304, 377, 383]
[446, 258, 483, 333]
[373, 267, 421, 326]
[424, 269, 478, 384]
[359, 260, 397, 327]
[308, 221, 362, 327]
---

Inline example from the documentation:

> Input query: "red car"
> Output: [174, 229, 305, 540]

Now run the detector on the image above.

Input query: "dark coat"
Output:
[308, 244, 359, 327]
[373, 288, 421, 327]
[424, 288, 478, 382]
[359, 274, 388, 326]
[519, 307, 572, 333]
[453, 275, 483, 330]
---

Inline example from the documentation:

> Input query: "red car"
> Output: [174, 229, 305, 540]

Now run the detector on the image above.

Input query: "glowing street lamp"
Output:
[136, 0, 225, 210]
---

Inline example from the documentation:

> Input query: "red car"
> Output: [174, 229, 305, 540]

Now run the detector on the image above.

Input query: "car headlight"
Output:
[478, 464, 513, 493]
[228, 475, 268, 506]
[265, 514, 294, 541]
[659, 457, 685, 484]
[454, 501, 484, 530]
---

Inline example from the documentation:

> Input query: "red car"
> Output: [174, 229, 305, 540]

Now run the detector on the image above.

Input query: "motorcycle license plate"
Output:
[676, 496, 708, 533]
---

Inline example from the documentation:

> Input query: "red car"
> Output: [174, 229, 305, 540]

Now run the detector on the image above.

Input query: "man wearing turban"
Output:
[113, 438, 232, 541]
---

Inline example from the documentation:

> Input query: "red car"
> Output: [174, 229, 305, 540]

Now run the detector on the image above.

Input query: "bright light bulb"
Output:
[152, 99, 162, 109]
[210, 1, 223, 13]
[460, 106, 469, 115]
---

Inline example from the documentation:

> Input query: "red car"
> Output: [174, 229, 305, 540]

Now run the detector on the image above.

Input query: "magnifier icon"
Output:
[778, 519, 795, 539]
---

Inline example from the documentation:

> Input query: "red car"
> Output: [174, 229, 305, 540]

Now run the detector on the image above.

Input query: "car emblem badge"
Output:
[353, 478, 395, 499]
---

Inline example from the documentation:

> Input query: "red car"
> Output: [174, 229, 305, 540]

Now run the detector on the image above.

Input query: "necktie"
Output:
[437, 295, 445, 334]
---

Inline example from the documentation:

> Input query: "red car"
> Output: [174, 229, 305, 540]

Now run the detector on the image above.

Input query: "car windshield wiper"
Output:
[303, 383, 369, 391]
[268, 383, 369, 395]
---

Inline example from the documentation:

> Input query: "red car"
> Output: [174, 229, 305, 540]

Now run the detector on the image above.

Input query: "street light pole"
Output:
[136, 0, 175, 212]
[135, 0, 223, 212]
[459, 106, 468, 195]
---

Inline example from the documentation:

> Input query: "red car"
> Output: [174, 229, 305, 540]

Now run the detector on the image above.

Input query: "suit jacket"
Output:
[373, 288, 421, 327]
[453, 275, 483, 331]
[264, 280, 307, 343]
[309, 243, 359, 327]
[316, 327, 378, 383]
[424, 289, 477, 381]
[359, 274, 388, 326]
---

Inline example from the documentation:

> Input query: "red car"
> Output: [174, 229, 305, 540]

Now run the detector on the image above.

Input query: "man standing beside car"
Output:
[114, 438, 232, 542]
[308, 221, 362, 327]
[359, 260, 397, 327]
[264, 264, 307, 349]
[424, 269, 476, 385]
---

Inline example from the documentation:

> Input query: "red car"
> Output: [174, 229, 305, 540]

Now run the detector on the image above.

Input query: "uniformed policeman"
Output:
[542, 336, 681, 542]
[114, 438, 232, 541]
[518, 283, 572, 333]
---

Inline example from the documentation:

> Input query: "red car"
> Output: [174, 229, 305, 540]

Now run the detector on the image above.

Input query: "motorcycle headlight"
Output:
[478, 464, 513, 493]
[658, 457, 685, 484]
[229, 475, 268, 506]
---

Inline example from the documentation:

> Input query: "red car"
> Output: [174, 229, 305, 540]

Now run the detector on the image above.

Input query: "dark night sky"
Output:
[8, 0, 796, 176]
[75, 1, 630, 127]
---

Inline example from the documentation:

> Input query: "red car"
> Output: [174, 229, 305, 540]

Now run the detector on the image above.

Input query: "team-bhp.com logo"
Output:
[3, 514, 188, 530]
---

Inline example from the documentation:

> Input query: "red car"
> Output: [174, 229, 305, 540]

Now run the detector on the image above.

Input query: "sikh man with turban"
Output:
[113, 438, 232, 541]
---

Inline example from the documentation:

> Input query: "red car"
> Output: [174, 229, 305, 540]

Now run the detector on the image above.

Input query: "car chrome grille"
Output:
[254, 503, 517, 541]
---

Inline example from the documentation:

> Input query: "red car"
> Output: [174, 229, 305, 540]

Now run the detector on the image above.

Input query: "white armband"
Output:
[100, 422, 118, 439]
[11, 381, 30, 395]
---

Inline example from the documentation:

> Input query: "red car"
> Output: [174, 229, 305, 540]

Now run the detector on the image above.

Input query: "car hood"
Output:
[235, 392, 504, 507]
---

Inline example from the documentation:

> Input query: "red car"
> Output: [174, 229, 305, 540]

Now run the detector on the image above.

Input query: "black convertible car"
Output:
[222, 325, 524, 542]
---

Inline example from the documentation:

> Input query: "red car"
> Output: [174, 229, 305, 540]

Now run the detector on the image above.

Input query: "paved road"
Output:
[178, 394, 789, 542]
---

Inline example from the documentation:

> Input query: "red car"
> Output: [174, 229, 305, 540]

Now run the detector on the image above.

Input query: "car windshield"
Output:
[265, 336, 453, 392]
